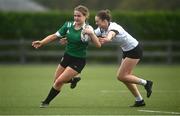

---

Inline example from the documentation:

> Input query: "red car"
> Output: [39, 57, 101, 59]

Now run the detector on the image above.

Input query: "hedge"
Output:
[112, 11, 180, 41]
[0, 11, 179, 41]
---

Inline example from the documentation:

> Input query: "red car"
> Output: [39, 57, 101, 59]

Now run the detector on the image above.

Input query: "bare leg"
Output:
[53, 66, 79, 90]
[40, 66, 79, 108]
[116, 58, 147, 107]
[124, 83, 142, 98]
[54, 64, 80, 86]
[117, 58, 142, 98]
[54, 64, 65, 82]
[40, 64, 65, 107]
[117, 58, 142, 84]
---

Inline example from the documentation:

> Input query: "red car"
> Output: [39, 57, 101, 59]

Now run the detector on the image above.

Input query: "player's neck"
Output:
[75, 22, 84, 30]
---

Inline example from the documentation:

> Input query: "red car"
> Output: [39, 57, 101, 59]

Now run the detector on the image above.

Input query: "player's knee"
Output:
[117, 73, 126, 82]
[54, 79, 65, 87]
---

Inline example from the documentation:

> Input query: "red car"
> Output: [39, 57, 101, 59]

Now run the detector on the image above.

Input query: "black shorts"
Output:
[60, 53, 86, 73]
[122, 44, 143, 59]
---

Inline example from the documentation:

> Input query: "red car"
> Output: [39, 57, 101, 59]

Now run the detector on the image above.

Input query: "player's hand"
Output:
[59, 38, 67, 45]
[99, 37, 111, 44]
[83, 26, 94, 35]
[32, 40, 43, 49]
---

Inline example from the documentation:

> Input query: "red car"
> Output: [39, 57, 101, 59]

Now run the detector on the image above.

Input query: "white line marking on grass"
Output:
[100, 90, 180, 93]
[138, 109, 180, 115]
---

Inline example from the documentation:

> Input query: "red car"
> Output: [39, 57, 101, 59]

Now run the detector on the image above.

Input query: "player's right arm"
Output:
[32, 34, 58, 49]
[32, 22, 69, 49]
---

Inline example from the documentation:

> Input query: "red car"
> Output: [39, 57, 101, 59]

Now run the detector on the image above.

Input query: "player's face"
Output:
[95, 16, 108, 29]
[74, 10, 86, 25]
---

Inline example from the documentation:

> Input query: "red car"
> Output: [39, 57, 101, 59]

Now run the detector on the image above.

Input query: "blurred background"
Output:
[0, 1, 180, 115]
[0, 0, 180, 64]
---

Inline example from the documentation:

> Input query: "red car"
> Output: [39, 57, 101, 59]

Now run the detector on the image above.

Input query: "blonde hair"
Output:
[74, 5, 89, 19]
[96, 9, 112, 22]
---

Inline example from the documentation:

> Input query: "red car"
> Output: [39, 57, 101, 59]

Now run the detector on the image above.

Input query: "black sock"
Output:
[43, 87, 60, 104]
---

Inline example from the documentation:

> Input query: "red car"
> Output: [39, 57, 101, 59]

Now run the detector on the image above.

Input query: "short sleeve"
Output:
[108, 22, 122, 34]
[56, 22, 71, 38]
[94, 28, 102, 37]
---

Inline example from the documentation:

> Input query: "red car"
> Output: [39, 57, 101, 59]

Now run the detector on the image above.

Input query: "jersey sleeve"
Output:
[55, 22, 70, 38]
[94, 28, 102, 37]
[109, 23, 122, 35]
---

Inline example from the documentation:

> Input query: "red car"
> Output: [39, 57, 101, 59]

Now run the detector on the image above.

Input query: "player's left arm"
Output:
[59, 38, 67, 45]
[107, 30, 117, 40]
[84, 26, 101, 48]
[99, 30, 117, 44]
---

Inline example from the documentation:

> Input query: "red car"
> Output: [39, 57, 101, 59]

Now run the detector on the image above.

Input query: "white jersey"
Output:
[94, 22, 138, 51]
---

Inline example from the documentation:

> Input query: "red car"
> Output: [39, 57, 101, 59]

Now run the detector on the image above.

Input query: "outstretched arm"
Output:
[99, 31, 116, 44]
[32, 34, 58, 49]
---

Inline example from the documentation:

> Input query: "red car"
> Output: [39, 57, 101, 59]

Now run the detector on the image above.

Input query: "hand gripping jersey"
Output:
[55, 21, 92, 58]
[95, 22, 138, 52]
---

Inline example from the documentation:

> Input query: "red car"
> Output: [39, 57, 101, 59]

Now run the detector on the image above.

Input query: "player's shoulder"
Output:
[109, 22, 123, 31]
[64, 21, 74, 28]
[109, 22, 121, 28]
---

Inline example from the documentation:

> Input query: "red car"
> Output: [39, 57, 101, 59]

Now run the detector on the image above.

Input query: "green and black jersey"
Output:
[55, 21, 88, 58]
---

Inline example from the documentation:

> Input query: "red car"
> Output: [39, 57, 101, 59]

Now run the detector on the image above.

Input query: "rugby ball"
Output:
[81, 25, 94, 42]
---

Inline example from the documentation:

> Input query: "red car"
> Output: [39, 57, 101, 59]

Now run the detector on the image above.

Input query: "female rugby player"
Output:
[94, 9, 153, 107]
[32, 5, 101, 108]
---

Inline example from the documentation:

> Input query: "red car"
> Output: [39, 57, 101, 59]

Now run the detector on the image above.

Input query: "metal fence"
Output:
[0, 39, 180, 64]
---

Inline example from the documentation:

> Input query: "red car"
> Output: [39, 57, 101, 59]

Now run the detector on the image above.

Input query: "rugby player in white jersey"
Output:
[95, 9, 153, 107]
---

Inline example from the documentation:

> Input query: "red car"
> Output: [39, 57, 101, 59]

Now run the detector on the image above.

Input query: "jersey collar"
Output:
[73, 21, 86, 29]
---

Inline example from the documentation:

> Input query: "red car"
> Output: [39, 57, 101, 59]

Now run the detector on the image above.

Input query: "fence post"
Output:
[167, 40, 172, 64]
[117, 45, 122, 64]
[19, 39, 26, 64]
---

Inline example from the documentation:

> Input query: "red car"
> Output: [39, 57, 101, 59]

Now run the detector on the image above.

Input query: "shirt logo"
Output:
[67, 30, 70, 34]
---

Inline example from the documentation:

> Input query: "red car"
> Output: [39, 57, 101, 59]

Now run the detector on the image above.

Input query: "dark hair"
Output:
[96, 9, 112, 22]
[74, 5, 89, 19]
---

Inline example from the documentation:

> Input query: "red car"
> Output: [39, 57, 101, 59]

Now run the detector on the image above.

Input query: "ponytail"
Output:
[96, 9, 112, 22]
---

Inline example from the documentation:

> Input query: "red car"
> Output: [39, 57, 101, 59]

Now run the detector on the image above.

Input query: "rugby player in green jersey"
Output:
[32, 5, 101, 108]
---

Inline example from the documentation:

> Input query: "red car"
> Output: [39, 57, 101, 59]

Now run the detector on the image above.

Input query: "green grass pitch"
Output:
[0, 64, 180, 115]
